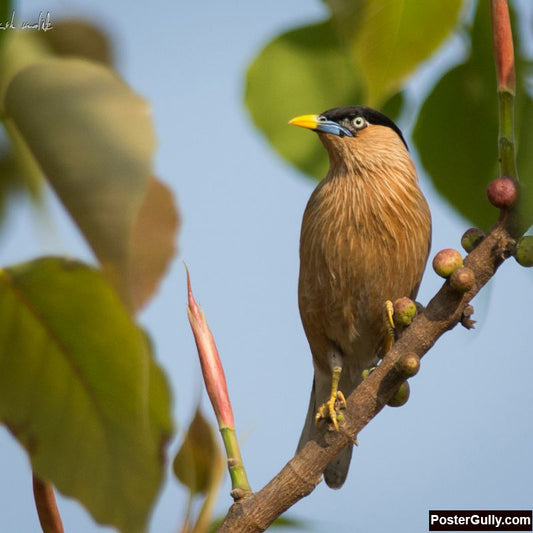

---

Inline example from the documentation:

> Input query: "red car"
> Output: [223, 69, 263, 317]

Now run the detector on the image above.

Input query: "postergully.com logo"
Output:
[429, 510, 532, 531]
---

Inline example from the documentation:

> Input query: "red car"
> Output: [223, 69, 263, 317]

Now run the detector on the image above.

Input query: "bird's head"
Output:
[289, 105, 408, 169]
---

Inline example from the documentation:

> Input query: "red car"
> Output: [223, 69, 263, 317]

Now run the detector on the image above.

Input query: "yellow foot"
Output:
[315, 390, 347, 431]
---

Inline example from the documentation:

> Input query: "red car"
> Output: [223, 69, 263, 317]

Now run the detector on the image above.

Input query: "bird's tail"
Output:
[297, 373, 353, 489]
[323, 443, 353, 488]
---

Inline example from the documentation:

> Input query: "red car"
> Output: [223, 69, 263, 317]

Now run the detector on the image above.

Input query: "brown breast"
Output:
[298, 126, 431, 377]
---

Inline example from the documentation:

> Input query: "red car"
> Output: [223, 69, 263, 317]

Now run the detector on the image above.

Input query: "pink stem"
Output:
[32, 474, 64, 533]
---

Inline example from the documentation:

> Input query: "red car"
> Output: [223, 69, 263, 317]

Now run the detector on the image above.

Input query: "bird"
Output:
[289, 105, 431, 488]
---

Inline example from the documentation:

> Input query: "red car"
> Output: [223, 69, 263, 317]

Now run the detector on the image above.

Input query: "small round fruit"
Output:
[393, 297, 417, 326]
[433, 249, 463, 278]
[449, 266, 475, 292]
[387, 382, 410, 408]
[515, 236, 533, 267]
[461, 228, 485, 253]
[487, 176, 518, 209]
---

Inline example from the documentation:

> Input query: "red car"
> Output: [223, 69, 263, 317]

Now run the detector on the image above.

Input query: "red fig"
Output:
[487, 176, 518, 209]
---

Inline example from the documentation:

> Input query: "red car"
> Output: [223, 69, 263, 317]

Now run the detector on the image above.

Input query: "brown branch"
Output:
[217, 217, 517, 532]
[32, 473, 64, 533]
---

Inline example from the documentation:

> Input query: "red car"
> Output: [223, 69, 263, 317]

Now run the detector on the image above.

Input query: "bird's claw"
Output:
[384, 299, 396, 353]
[315, 391, 347, 431]
[385, 300, 395, 329]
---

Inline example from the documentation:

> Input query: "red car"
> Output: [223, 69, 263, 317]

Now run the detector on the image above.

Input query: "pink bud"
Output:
[186, 267, 235, 429]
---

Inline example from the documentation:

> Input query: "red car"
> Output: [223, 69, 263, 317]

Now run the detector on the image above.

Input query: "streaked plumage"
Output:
[292, 106, 431, 488]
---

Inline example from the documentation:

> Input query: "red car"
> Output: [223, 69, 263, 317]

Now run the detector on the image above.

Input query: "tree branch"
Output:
[217, 219, 516, 532]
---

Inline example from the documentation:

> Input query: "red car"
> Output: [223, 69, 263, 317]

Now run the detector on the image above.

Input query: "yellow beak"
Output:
[289, 114, 354, 137]
[288, 114, 321, 131]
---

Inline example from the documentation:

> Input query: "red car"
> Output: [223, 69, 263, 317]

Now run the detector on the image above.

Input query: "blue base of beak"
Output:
[316, 119, 353, 137]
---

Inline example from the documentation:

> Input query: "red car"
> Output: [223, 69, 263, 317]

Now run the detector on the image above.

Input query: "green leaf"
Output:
[414, 69, 498, 230]
[245, 20, 363, 180]
[4, 58, 157, 311]
[350, 0, 463, 106]
[413, 2, 532, 231]
[173, 407, 221, 495]
[380, 90, 404, 122]
[0, 257, 173, 532]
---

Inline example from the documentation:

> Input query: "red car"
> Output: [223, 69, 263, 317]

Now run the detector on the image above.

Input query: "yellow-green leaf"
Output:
[0, 257, 173, 532]
[4, 58, 156, 311]
[173, 408, 221, 495]
[351, 0, 463, 106]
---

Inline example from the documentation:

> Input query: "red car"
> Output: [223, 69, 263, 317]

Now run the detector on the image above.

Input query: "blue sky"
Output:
[0, 1, 532, 532]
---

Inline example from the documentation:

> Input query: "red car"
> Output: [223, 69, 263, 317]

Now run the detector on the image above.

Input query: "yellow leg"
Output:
[315, 366, 347, 431]
[384, 299, 395, 353]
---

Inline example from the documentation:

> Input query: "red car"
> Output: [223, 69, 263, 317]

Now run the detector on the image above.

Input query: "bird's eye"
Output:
[352, 116, 366, 129]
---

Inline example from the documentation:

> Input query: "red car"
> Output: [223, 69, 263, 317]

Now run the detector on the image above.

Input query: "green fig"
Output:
[387, 381, 410, 408]
[461, 228, 485, 253]
[515, 236, 533, 267]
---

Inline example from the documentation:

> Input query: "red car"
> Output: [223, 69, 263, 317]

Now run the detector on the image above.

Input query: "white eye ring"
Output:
[352, 116, 366, 129]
